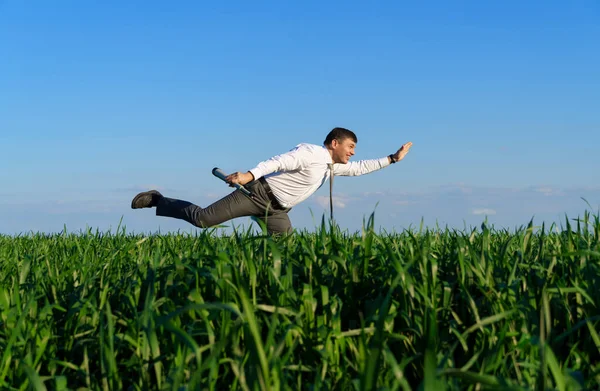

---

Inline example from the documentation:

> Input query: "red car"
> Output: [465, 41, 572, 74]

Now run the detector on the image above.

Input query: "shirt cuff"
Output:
[249, 167, 264, 180]
[379, 156, 392, 167]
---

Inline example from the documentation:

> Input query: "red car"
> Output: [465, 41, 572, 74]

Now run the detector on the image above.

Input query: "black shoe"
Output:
[131, 190, 163, 209]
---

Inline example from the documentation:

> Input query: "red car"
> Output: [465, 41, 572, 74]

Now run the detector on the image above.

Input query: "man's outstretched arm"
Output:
[225, 144, 313, 186]
[335, 141, 413, 176]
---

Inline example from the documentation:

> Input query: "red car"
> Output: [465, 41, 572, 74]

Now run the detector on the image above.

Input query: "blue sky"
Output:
[1, 0, 599, 235]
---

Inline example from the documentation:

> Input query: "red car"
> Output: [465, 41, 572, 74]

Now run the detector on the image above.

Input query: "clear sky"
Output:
[1, 0, 599, 235]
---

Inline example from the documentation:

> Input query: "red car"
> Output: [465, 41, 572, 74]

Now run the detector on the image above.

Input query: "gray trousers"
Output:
[155, 179, 293, 234]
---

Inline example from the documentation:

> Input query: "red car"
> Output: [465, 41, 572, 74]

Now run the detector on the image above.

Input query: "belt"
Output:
[259, 177, 285, 210]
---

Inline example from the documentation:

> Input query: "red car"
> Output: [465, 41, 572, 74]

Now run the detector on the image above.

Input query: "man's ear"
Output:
[331, 139, 339, 148]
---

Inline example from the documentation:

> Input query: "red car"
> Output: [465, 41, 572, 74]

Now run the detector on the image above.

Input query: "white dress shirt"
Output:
[249, 143, 391, 208]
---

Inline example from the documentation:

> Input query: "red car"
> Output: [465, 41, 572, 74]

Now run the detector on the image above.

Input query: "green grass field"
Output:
[1, 212, 599, 390]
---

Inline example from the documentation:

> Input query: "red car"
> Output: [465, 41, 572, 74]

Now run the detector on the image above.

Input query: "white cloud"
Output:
[455, 184, 473, 194]
[534, 187, 560, 196]
[314, 196, 347, 209]
[471, 208, 497, 215]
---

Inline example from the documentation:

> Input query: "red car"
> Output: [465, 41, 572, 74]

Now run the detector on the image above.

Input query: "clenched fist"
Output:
[225, 171, 255, 187]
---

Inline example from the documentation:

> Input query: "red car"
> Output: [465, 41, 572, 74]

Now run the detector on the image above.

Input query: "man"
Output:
[131, 127, 413, 234]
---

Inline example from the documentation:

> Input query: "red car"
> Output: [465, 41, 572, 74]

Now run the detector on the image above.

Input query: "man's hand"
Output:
[391, 141, 413, 163]
[225, 171, 255, 187]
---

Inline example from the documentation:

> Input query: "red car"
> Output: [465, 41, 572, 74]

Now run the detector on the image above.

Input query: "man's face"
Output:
[331, 137, 356, 164]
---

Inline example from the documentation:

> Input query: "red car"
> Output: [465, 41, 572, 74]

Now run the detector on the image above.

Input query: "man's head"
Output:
[324, 127, 357, 164]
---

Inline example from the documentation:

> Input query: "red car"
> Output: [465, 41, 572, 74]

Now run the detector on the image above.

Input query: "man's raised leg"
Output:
[157, 190, 265, 228]
[132, 189, 263, 229]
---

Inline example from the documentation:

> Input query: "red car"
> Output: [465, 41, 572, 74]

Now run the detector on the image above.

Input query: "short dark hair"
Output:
[323, 127, 357, 146]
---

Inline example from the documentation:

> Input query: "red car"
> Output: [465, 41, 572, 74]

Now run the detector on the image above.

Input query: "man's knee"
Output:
[191, 209, 222, 228]
[265, 215, 292, 235]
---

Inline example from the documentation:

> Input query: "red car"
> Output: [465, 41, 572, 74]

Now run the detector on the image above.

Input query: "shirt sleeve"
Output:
[249, 144, 313, 180]
[332, 157, 391, 176]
